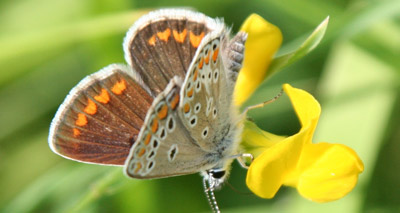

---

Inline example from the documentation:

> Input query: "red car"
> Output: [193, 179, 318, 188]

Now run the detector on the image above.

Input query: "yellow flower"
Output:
[236, 14, 364, 202]
[242, 84, 364, 202]
[234, 14, 282, 106]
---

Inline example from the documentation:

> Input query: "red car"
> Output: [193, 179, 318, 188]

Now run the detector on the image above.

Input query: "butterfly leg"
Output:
[242, 89, 284, 116]
[234, 153, 254, 169]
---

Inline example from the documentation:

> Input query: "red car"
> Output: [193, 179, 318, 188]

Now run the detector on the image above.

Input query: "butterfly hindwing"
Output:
[176, 29, 231, 153]
[124, 77, 212, 178]
[49, 64, 153, 166]
[123, 9, 225, 96]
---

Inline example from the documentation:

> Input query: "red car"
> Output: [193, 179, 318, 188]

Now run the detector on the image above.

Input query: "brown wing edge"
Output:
[48, 64, 152, 166]
[123, 8, 224, 68]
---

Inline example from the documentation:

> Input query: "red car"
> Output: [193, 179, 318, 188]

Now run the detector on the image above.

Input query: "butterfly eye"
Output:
[211, 170, 226, 179]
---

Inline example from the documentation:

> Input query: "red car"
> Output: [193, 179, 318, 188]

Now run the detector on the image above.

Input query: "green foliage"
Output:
[268, 16, 329, 78]
[1, 0, 399, 212]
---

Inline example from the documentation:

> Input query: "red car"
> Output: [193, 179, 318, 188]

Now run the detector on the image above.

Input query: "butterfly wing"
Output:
[124, 77, 212, 178]
[178, 29, 247, 153]
[49, 64, 153, 166]
[123, 9, 225, 96]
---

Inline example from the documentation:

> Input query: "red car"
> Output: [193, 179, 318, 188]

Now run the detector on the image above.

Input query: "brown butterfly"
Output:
[49, 9, 247, 212]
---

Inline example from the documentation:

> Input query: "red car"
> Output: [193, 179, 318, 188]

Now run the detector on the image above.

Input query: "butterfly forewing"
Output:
[125, 77, 212, 178]
[49, 64, 153, 166]
[123, 9, 225, 96]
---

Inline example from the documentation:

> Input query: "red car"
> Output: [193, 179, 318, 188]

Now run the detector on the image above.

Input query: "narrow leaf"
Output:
[268, 16, 329, 75]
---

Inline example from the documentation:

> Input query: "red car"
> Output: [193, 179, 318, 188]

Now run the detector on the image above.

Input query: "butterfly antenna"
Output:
[203, 178, 221, 213]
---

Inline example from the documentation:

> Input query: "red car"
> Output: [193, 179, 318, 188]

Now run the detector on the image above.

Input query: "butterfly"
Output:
[48, 9, 247, 212]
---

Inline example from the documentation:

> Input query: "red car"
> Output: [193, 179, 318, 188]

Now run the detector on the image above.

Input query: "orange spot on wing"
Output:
[170, 94, 180, 110]
[111, 79, 126, 95]
[148, 35, 156, 46]
[213, 48, 219, 62]
[151, 118, 159, 133]
[198, 57, 204, 69]
[76, 113, 87, 126]
[157, 105, 168, 120]
[184, 103, 190, 113]
[138, 148, 146, 157]
[73, 128, 80, 137]
[84, 99, 97, 115]
[205, 50, 211, 65]
[144, 134, 151, 145]
[187, 88, 194, 98]
[157, 28, 171, 42]
[173, 29, 187, 43]
[193, 69, 198, 81]
[189, 31, 205, 48]
[135, 162, 142, 173]
[94, 89, 110, 104]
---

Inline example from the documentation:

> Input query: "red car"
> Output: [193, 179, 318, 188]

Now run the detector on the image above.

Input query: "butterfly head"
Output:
[203, 168, 228, 190]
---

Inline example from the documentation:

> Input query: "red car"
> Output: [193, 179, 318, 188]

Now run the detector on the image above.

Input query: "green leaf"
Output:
[268, 16, 329, 75]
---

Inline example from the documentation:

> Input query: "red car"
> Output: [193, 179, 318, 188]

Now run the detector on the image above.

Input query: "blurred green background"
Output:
[1, 0, 399, 212]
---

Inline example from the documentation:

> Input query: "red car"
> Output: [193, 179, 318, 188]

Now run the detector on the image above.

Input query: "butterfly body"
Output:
[49, 9, 247, 189]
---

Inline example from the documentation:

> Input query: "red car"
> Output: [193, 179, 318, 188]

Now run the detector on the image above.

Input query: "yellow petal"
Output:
[246, 127, 309, 198]
[246, 84, 363, 201]
[246, 84, 325, 198]
[293, 143, 364, 202]
[283, 84, 320, 139]
[234, 14, 282, 106]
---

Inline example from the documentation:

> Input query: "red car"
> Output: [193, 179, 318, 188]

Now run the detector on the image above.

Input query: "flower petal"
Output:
[294, 142, 364, 202]
[246, 84, 326, 199]
[241, 120, 286, 158]
[246, 128, 308, 198]
[234, 14, 282, 106]
[283, 84, 320, 140]
[245, 84, 364, 201]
